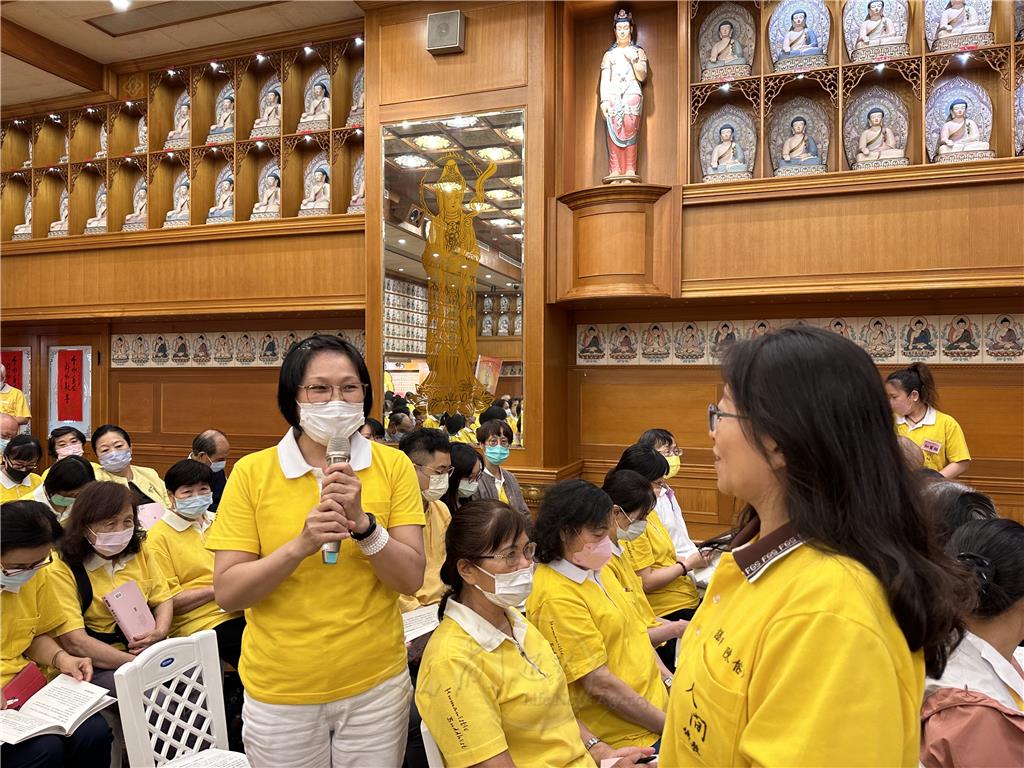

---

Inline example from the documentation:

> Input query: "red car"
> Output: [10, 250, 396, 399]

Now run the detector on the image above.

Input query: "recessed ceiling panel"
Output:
[88, 1, 277, 37]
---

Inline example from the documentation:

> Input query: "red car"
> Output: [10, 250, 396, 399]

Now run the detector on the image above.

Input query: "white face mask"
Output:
[473, 563, 533, 608]
[297, 400, 365, 446]
[616, 517, 647, 542]
[458, 479, 479, 498]
[421, 472, 448, 503]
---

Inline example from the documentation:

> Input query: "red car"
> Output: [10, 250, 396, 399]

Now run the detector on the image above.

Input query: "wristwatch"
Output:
[352, 513, 377, 541]
[584, 737, 602, 752]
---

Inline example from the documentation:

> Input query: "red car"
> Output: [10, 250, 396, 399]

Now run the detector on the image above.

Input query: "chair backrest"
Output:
[420, 719, 445, 768]
[113, 630, 229, 768]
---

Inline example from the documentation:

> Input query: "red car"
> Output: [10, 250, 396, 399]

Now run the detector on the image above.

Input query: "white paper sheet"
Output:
[403, 605, 440, 642]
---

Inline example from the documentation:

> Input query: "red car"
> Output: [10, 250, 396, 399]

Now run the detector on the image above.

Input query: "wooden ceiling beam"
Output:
[1, 19, 106, 92]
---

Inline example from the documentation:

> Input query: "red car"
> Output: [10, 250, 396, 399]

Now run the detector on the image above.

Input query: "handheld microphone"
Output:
[321, 434, 351, 565]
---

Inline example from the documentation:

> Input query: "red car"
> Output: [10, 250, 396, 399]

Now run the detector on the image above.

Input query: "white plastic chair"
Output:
[113, 629, 242, 767]
[421, 719, 445, 768]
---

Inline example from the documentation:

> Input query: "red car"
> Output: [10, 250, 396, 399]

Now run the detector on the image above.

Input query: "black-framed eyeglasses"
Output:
[1, 554, 52, 576]
[4, 459, 38, 472]
[479, 542, 536, 566]
[298, 383, 367, 404]
[414, 463, 455, 477]
[658, 446, 683, 457]
[708, 403, 748, 432]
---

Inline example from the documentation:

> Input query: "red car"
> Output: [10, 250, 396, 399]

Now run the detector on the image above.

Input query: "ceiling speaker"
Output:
[426, 10, 465, 55]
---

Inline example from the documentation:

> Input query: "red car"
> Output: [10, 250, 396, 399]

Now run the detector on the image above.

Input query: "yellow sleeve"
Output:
[206, 459, 260, 553]
[416, 651, 507, 768]
[742, 613, 913, 766]
[623, 527, 656, 572]
[12, 390, 30, 419]
[943, 416, 971, 464]
[140, 546, 177, 607]
[36, 569, 83, 637]
[383, 450, 426, 529]
[46, 558, 87, 635]
[145, 528, 181, 592]
[531, 597, 608, 683]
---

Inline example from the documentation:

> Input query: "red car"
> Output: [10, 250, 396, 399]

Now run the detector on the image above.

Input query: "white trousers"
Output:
[242, 671, 413, 768]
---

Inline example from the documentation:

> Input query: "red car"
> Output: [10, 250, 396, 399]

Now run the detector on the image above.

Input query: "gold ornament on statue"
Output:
[410, 153, 496, 416]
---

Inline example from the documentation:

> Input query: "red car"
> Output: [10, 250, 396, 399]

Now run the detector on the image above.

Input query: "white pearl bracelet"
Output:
[357, 524, 389, 556]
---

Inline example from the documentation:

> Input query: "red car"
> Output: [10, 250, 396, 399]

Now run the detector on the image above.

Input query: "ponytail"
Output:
[886, 362, 937, 407]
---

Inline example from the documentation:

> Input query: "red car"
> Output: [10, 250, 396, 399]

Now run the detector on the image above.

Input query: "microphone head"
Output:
[326, 434, 351, 463]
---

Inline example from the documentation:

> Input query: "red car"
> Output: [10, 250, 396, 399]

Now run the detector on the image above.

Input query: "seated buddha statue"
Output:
[937, 99, 989, 155]
[297, 81, 330, 131]
[778, 116, 823, 167]
[707, 124, 748, 174]
[856, 108, 905, 162]
[780, 10, 824, 57]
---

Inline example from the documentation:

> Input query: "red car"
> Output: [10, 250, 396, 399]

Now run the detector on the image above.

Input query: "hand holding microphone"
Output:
[320, 435, 366, 564]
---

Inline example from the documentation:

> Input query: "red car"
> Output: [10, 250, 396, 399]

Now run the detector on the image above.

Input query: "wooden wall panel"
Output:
[117, 383, 155, 434]
[1, 221, 365, 321]
[376, 2, 528, 106]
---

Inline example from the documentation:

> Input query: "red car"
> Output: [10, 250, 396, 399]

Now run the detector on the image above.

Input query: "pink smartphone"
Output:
[102, 580, 156, 641]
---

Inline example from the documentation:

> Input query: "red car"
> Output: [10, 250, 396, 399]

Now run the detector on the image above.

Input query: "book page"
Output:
[0, 709, 60, 744]
[402, 604, 440, 643]
[20, 675, 108, 732]
[165, 748, 251, 767]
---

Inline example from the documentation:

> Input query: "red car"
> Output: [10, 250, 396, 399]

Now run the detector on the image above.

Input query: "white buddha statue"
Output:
[936, 0, 988, 41]
[297, 81, 330, 130]
[298, 166, 330, 215]
[12, 197, 32, 239]
[163, 181, 190, 227]
[250, 89, 281, 137]
[206, 178, 234, 221]
[707, 124, 748, 175]
[58, 134, 69, 164]
[207, 96, 234, 142]
[48, 196, 69, 236]
[251, 172, 281, 217]
[856, 1, 905, 49]
[778, 116, 823, 168]
[781, 10, 825, 58]
[856, 107, 905, 162]
[85, 191, 107, 231]
[937, 98, 989, 155]
[164, 102, 190, 148]
[95, 124, 107, 159]
[134, 115, 148, 153]
[706, 21, 747, 71]
[124, 185, 148, 228]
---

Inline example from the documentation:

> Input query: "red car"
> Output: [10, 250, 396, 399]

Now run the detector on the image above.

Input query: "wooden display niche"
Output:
[192, 61, 236, 148]
[331, 128, 364, 215]
[191, 146, 233, 225]
[70, 108, 106, 163]
[238, 52, 283, 141]
[31, 168, 65, 239]
[150, 69, 190, 151]
[281, 131, 329, 217]
[33, 114, 66, 169]
[841, 59, 923, 170]
[282, 46, 331, 135]
[69, 162, 106, 236]
[1, 121, 32, 171]
[108, 101, 147, 158]
[149, 151, 190, 228]
[0, 173, 31, 240]
[688, 77, 762, 184]
[236, 139, 280, 222]
[333, 36, 364, 129]
[761, 68, 840, 177]
[107, 157, 147, 233]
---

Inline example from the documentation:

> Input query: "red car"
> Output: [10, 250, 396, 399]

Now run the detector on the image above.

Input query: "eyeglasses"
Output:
[479, 542, 536, 566]
[298, 383, 367, 404]
[4, 459, 38, 472]
[414, 463, 454, 477]
[1, 554, 52, 576]
[484, 437, 511, 448]
[708, 403, 748, 432]
[658, 446, 683, 457]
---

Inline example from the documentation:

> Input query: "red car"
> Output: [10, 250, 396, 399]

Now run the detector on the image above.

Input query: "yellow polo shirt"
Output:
[417, 600, 589, 768]
[895, 408, 971, 473]
[146, 510, 242, 637]
[607, 543, 659, 629]
[662, 521, 924, 767]
[95, 464, 172, 507]
[1, 568, 83, 686]
[399, 499, 451, 612]
[48, 545, 176, 640]
[623, 514, 699, 616]
[449, 428, 477, 445]
[0, 472, 43, 504]
[0, 385, 30, 420]
[526, 560, 667, 749]
[205, 430, 425, 705]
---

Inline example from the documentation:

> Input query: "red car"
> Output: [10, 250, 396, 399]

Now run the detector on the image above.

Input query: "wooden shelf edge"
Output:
[558, 182, 672, 210]
[682, 159, 1024, 205]
[1, 214, 365, 255]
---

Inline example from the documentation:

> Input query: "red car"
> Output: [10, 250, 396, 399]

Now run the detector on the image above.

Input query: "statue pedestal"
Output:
[20, 160, 31, 169]
[84, 224, 107, 236]
[701, 64, 751, 82]
[206, 130, 234, 145]
[602, 171, 641, 185]
[58, 155, 68, 164]
[346, 200, 365, 214]
[934, 148, 996, 164]
[851, 43, 910, 63]
[773, 54, 828, 73]
[123, 221, 147, 232]
[47, 227, 68, 238]
[163, 137, 189, 150]
[345, 108, 364, 128]
[297, 205, 330, 217]
[249, 124, 280, 139]
[94, 151, 107, 159]
[205, 213, 234, 225]
[774, 163, 827, 177]
[853, 157, 910, 171]
[297, 117, 329, 133]
[249, 211, 280, 220]
[133, 145, 147, 154]
[931, 32, 994, 52]
[163, 219, 188, 229]
[11, 231, 32, 241]
[703, 170, 752, 184]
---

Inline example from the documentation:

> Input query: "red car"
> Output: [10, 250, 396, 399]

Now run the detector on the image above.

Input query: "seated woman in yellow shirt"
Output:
[30, 455, 95, 523]
[0, 435, 44, 504]
[416, 498, 654, 768]
[91, 424, 172, 508]
[526, 480, 669, 751]
[47, 481, 176, 692]
[661, 326, 967, 767]
[1, 500, 112, 768]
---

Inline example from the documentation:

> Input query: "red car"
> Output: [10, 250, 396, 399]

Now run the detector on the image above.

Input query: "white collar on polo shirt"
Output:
[276, 428, 372, 479]
[895, 406, 937, 431]
[84, 551, 135, 574]
[0, 471, 30, 489]
[444, 597, 528, 652]
[159, 508, 210, 533]
[549, 557, 602, 587]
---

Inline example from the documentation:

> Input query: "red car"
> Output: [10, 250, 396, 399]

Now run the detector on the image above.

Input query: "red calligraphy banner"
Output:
[56, 349, 84, 422]
[1, 350, 23, 391]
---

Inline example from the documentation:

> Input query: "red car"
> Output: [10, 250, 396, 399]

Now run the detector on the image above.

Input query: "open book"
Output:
[165, 748, 251, 767]
[0, 675, 115, 745]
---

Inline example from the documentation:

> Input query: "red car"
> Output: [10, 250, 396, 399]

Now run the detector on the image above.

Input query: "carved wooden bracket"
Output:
[328, 41, 347, 76]
[281, 49, 301, 84]
[764, 67, 839, 116]
[330, 127, 360, 162]
[842, 58, 922, 101]
[237, 138, 281, 163]
[283, 131, 330, 162]
[973, 46, 1011, 90]
[31, 119, 44, 145]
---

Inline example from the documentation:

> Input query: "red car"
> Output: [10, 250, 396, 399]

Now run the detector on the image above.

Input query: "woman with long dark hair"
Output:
[662, 325, 968, 766]
[440, 443, 483, 514]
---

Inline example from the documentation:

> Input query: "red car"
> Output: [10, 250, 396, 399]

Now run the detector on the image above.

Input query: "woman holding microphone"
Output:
[208, 335, 426, 767]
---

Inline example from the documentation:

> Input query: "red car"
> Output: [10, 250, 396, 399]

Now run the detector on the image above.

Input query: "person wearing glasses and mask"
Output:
[416, 499, 655, 768]
[1, 435, 44, 503]
[473, 420, 528, 518]
[189, 429, 231, 512]
[31, 455, 95, 523]
[442, 443, 483, 515]
[41, 427, 100, 481]
[637, 429, 700, 561]
[92, 424, 172, 509]
[207, 335, 426, 768]
[527, 480, 669, 752]
[1, 500, 113, 768]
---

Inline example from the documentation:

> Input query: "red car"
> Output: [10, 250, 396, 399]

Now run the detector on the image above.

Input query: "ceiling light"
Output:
[875, 63, 885, 72]
[394, 154, 430, 168]
[511, 233, 524, 240]
[304, 135, 311, 142]
[720, 83, 731, 92]
[490, 218, 516, 228]
[460, 264, 468, 269]
[167, 69, 176, 76]
[86, 107, 95, 113]
[210, 62, 219, 70]
[958, 53, 971, 64]
[444, 116, 477, 129]
[486, 189, 515, 201]
[398, 268, 404, 272]
[432, 253, 439, 258]
[111, 0, 131, 11]
[466, 201, 497, 213]
[256, 141, 265, 148]
[355, 37, 364, 46]
[505, 282, 513, 287]
[796, 74, 805, 80]
[256, 54, 266, 62]
[49, 113, 60, 121]
[304, 46, 315, 54]
[502, 126, 524, 142]
[125, 101, 132, 107]
[355, 128, 362, 136]
[476, 146, 515, 162]
[485, 274, 492, 278]
[506, 207, 523, 218]
[506, 176, 523, 187]
[412, 134, 453, 151]
[398, 238, 406, 245]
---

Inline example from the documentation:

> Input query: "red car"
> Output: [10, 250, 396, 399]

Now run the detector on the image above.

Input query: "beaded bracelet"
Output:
[357, 524, 390, 556]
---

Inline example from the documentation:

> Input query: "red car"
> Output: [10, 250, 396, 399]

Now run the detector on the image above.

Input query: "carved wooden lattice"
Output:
[68, 162, 106, 191]
[31, 120, 44, 145]
[764, 68, 839, 116]
[283, 132, 330, 162]
[191, 144, 234, 170]
[281, 49, 301, 84]
[328, 41, 348, 76]
[691, 1, 701, 19]
[973, 46, 1011, 90]
[688, 79, 761, 125]
[842, 58, 923, 101]
[108, 155, 144, 181]
[237, 139, 281, 163]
